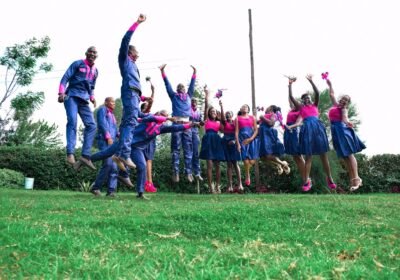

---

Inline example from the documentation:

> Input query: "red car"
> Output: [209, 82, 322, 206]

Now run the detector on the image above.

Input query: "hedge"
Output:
[0, 145, 399, 193]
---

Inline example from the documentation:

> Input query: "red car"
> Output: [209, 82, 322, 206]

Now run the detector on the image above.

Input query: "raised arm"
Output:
[288, 76, 301, 110]
[159, 64, 174, 99]
[326, 79, 338, 106]
[187, 65, 197, 97]
[235, 117, 241, 152]
[203, 86, 209, 121]
[306, 74, 320, 106]
[118, 14, 146, 66]
[219, 100, 226, 125]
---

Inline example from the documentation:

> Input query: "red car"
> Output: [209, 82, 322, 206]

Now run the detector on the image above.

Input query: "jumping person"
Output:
[289, 74, 336, 192]
[58, 46, 98, 170]
[219, 100, 243, 193]
[326, 78, 366, 191]
[190, 97, 203, 181]
[259, 105, 290, 175]
[283, 83, 306, 183]
[141, 79, 157, 192]
[90, 97, 118, 197]
[159, 64, 197, 183]
[81, 111, 199, 199]
[112, 13, 151, 171]
[199, 87, 225, 193]
[235, 104, 259, 187]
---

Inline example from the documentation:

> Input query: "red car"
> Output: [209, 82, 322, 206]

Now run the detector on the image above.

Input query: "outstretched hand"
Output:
[159, 64, 167, 72]
[287, 76, 297, 85]
[306, 74, 313, 82]
[137, 14, 146, 23]
[219, 100, 223, 107]
[190, 65, 196, 74]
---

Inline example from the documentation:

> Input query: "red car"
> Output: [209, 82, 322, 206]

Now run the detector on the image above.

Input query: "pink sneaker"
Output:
[326, 177, 337, 190]
[302, 179, 312, 192]
[148, 182, 157, 193]
[144, 181, 153, 193]
[245, 179, 251, 186]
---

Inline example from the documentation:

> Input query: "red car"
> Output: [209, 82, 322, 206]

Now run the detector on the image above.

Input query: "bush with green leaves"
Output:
[0, 145, 398, 193]
[0, 168, 25, 188]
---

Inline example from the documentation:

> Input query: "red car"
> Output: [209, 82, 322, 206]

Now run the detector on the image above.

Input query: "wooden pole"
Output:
[248, 9, 260, 186]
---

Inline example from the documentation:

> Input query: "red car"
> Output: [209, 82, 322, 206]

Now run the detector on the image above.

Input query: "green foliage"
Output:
[357, 154, 400, 193]
[6, 119, 62, 147]
[11, 91, 44, 121]
[0, 36, 54, 146]
[0, 168, 25, 188]
[1, 145, 399, 193]
[0, 36, 52, 90]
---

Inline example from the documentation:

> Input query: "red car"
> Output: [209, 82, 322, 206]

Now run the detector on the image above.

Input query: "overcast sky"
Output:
[1, 0, 399, 156]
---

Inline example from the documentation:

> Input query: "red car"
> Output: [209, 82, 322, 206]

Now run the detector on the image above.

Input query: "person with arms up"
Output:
[159, 64, 197, 183]
[288, 74, 336, 192]
[326, 77, 366, 191]
[112, 13, 151, 171]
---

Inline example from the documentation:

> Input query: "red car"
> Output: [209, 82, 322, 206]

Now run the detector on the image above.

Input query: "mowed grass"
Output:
[0, 189, 399, 279]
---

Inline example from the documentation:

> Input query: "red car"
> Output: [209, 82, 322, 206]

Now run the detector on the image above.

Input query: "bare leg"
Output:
[207, 160, 214, 192]
[215, 161, 221, 193]
[146, 160, 153, 183]
[304, 155, 313, 184]
[319, 152, 333, 180]
[244, 159, 251, 184]
[293, 155, 306, 182]
[227, 162, 233, 189]
[341, 157, 353, 185]
[233, 161, 243, 189]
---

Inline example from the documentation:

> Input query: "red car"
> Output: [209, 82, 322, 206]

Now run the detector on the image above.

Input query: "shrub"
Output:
[0, 168, 25, 188]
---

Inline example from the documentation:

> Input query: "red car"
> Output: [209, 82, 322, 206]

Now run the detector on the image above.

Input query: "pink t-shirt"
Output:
[328, 106, 342, 122]
[223, 121, 235, 134]
[237, 115, 254, 129]
[286, 110, 300, 124]
[205, 119, 221, 132]
[300, 104, 319, 119]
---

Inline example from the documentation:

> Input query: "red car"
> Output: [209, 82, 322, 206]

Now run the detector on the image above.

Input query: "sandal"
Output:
[282, 161, 290, 175]
[276, 165, 284, 175]
[350, 177, 363, 192]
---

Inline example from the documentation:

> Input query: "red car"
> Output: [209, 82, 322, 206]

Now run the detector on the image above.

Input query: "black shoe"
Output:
[106, 192, 116, 197]
[136, 193, 150, 200]
[90, 189, 101, 196]
[79, 157, 96, 171]
[117, 176, 134, 188]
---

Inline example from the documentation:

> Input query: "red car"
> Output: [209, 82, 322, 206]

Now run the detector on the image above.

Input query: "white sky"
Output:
[1, 0, 399, 156]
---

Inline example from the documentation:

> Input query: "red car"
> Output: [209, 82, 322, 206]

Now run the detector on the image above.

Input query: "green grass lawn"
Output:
[0, 189, 399, 279]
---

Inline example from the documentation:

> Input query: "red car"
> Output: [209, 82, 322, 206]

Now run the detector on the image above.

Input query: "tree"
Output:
[0, 36, 58, 146]
[5, 91, 62, 147]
